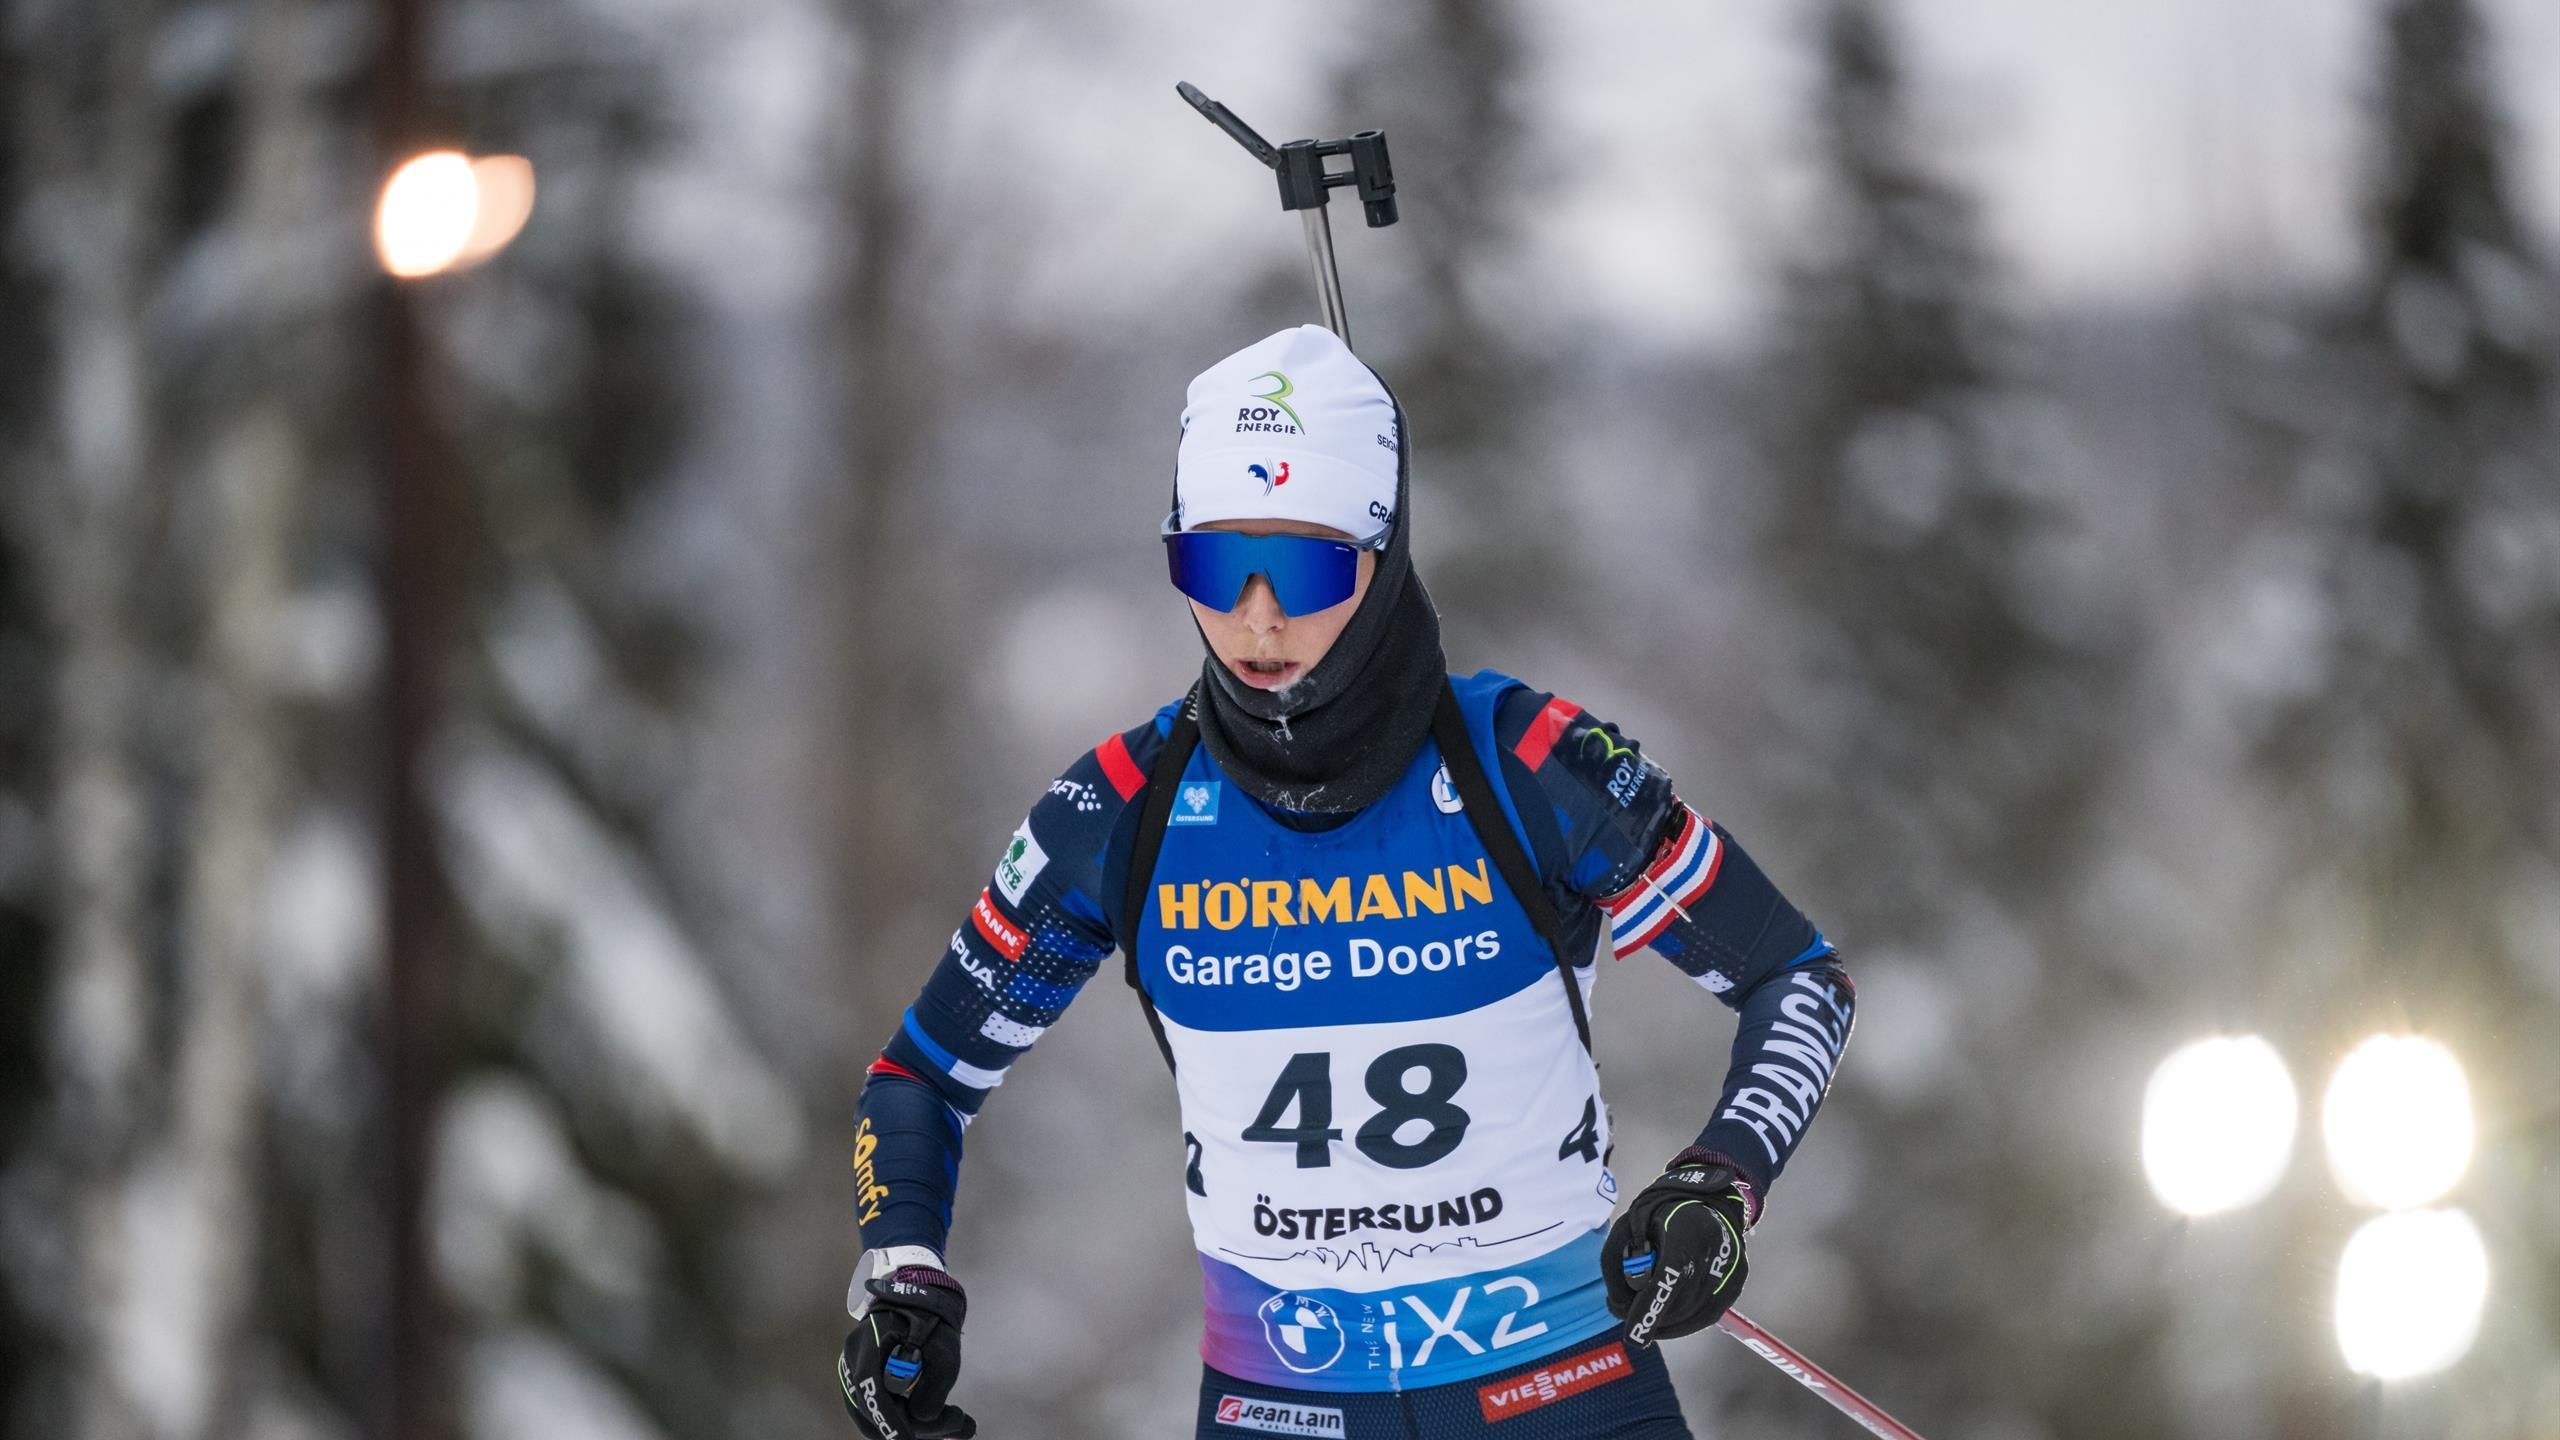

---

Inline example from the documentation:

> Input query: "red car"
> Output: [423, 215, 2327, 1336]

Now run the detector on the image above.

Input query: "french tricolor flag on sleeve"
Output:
[1602, 805, 1722, 958]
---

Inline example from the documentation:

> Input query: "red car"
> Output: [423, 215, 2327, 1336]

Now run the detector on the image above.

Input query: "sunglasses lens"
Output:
[1260, 540, 1359, 614]
[1166, 532, 1250, 610]
[1165, 533, 1361, 615]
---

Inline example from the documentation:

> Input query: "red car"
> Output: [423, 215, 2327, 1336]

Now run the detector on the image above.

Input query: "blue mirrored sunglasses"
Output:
[1162, 523, 1387, 616]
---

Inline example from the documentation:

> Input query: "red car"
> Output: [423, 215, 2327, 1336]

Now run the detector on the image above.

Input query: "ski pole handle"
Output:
[1715, 1309, 1930, 1440]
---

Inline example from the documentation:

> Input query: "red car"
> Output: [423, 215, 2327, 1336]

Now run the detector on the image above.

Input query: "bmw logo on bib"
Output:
[1256, 1292, 1346, 1374]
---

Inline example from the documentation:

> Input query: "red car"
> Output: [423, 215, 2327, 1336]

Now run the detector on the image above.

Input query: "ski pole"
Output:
[1716, 1309, 1931, 1440]
[1175, 81, 1398, 349]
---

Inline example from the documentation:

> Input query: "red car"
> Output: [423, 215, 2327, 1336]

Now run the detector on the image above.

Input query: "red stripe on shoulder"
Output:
[867, 1055, 925, 1083]
[1095, 732, 1147, 802]
[1512, 697, 1584, 771]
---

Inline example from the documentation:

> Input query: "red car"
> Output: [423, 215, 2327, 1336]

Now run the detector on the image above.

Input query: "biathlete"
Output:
[839, 325, 1858, 1440]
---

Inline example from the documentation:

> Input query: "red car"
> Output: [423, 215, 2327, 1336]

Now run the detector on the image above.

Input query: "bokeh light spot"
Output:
[2141, 1034, 2297, 1217]
[376, 150, 534, 278]
[2323, 1033, 2472, 1210]
[2335, 1208, 2488, 1379]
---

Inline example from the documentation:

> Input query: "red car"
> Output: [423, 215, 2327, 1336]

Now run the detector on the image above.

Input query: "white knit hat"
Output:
[1173, 325, 1400, 542]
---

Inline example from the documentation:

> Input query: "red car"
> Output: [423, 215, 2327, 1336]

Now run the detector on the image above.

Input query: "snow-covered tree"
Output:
[2214, 0, 2560, 1426]
[0, 4, 811, 1438]
[421, 14, 813, 1440]
[0, 2, 348, 1435]
[1328, 0, 1560, 653]
[1749, 0, 2123, 933]
[1721, 2, 2145, 1433]
[2240, 0, 2557, 976]
[823, 0, 966, 1025]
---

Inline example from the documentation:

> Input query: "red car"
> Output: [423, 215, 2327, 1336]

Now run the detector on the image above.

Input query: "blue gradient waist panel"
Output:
[1196, 1229, 1619, 1394]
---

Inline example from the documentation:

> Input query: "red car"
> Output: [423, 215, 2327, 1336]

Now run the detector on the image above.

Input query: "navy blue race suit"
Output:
[853, 670, 1855, 1437]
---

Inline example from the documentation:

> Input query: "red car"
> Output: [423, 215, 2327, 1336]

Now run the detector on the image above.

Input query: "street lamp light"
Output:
[374, 149, 536, 278]
[2322, 1034, 2472, 1211]
[2141, 1035, 2298, 1217]
[2334, 1208, 2489, 1380]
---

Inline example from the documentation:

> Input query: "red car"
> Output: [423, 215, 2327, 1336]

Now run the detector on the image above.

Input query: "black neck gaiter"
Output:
[1189, 396, 1445, 815]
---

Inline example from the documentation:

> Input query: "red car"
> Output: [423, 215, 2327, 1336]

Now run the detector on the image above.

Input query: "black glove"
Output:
[839, 1258, 976, 1440]
[1601, 1148, 1756, 1347]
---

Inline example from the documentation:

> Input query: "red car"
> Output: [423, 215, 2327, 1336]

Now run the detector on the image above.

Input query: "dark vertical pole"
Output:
[833, 0, 916, 1046]
[373, 0, 446, 1437]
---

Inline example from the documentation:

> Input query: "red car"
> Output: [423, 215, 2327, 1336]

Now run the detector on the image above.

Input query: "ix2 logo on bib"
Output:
[1257, 1292, 1345, 1374]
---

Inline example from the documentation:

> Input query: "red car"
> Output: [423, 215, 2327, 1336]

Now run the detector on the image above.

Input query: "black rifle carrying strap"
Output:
[1427, 681, 1595, 1057]
[1119, 687, 1201, 1074]
[1116, 679, 1596, 1073]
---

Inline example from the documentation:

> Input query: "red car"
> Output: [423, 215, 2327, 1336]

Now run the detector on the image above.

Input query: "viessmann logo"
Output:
[1475, 1341, 1632, 1423]
[968, 888, 1026, 960]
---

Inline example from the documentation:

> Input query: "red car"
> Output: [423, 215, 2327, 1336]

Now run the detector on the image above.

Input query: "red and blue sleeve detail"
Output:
[853, 703, 1178, 1255]
[1484, 675, 1857, 1198]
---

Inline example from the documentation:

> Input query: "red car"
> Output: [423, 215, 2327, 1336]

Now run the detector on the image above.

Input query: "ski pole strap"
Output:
[1427, 681, 1595, 1056]
[1118, 687, 1201, 1075]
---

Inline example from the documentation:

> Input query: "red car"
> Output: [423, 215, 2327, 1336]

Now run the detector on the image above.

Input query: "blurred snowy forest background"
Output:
[3, 0, 2556, 1437]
